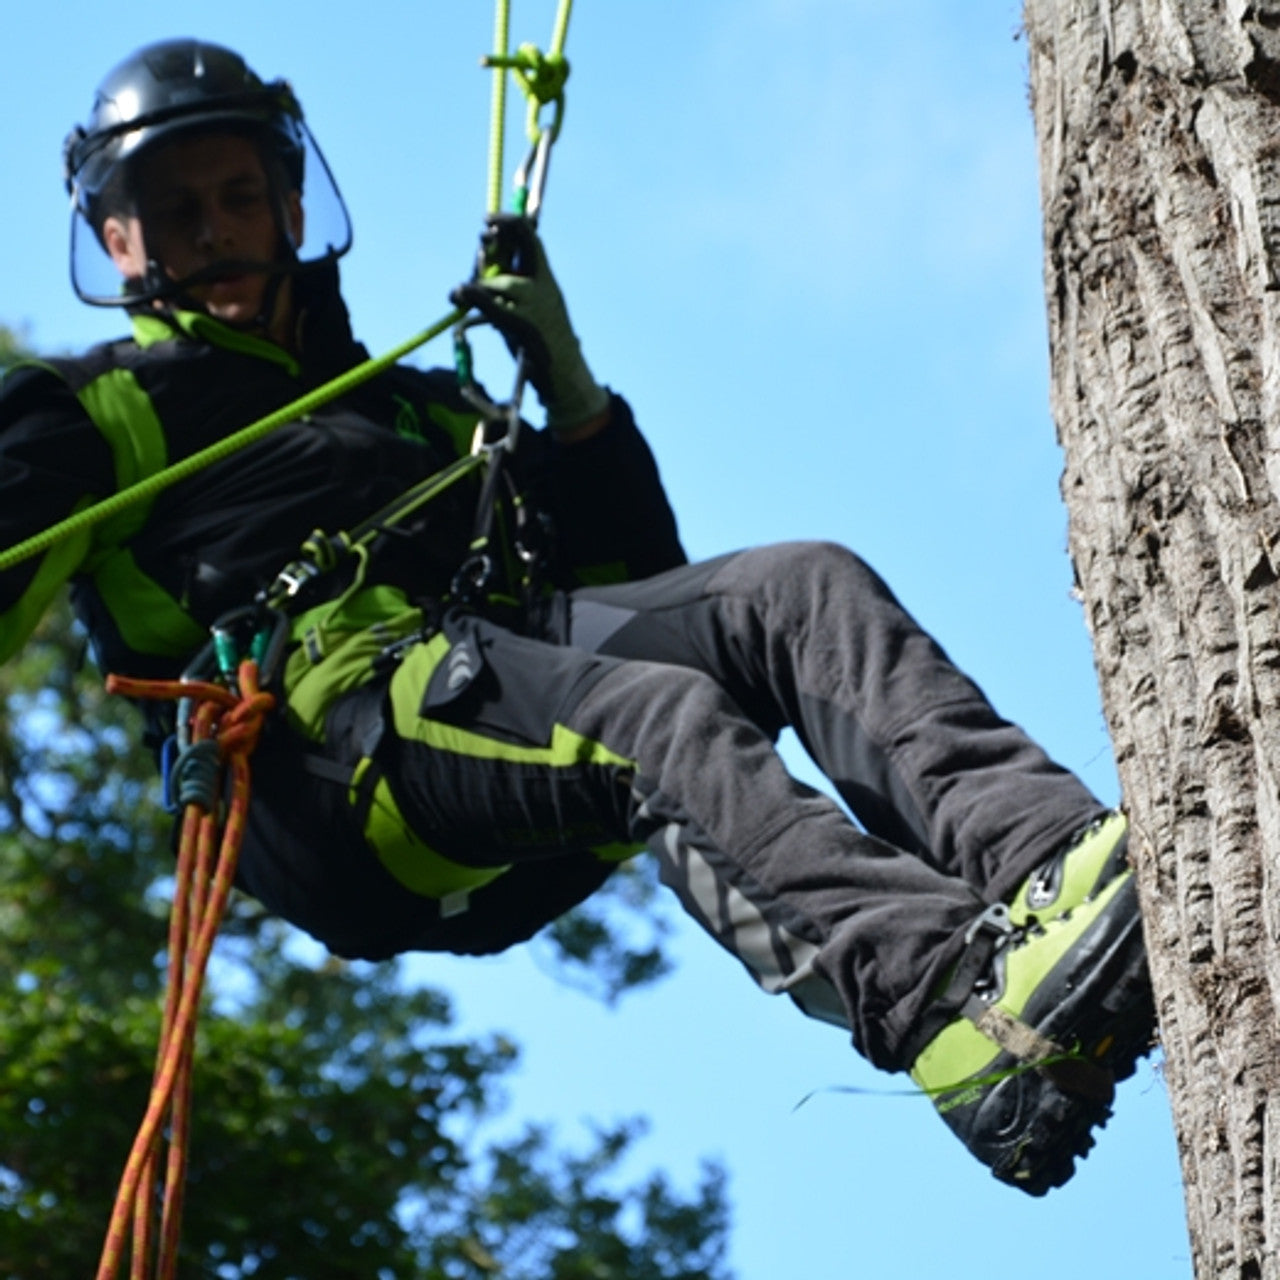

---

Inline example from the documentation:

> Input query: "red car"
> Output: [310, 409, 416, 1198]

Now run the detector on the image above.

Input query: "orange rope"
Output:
[95, 661, 274, 1280]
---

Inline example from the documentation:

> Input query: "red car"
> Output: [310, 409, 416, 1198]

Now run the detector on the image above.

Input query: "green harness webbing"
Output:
[0, 311, 462, 575]
[0, 0, 578, 580]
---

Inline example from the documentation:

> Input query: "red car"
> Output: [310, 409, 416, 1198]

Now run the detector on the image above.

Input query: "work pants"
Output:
[244, 541, 1105, 1071]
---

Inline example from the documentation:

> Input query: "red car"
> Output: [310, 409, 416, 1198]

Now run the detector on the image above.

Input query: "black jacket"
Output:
[0, 276, 685, 678]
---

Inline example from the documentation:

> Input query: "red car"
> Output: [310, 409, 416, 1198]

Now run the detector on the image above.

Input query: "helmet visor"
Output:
[68, 119, 352, 308]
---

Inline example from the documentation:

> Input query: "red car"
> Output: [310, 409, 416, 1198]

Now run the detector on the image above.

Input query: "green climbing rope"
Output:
[486, 0, 511, 214]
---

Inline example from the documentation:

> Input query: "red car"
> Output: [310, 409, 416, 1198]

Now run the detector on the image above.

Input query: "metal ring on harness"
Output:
[451, 552, 495, 605]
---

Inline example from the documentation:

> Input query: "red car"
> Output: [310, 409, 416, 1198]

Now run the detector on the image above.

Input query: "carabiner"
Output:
[513, 129, 555, 220]
[250, 605, 293, 689]
[453, 314, 527, 455]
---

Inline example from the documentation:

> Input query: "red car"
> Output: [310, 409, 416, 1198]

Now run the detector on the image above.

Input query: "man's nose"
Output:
[195, 201, 234, 251]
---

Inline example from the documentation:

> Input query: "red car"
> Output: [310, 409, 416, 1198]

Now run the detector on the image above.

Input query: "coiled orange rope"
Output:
[95, 661, 274, 1280]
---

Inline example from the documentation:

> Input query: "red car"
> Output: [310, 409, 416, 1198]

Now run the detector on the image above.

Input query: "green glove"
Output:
[451, 214, 609, 433]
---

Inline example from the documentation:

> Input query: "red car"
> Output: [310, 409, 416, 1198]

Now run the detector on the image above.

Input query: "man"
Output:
[1, 38, 1155, 1195]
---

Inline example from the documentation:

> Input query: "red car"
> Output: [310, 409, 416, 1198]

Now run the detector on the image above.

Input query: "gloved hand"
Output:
[451, 214, 609, 434]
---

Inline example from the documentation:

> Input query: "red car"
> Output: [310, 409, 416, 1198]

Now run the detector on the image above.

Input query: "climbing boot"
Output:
[911, 868, 1154, 1195]
[1008, 811, 1129, 927]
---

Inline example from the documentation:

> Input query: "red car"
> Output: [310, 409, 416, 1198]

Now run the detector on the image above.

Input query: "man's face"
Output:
[102, 131, 303, 333]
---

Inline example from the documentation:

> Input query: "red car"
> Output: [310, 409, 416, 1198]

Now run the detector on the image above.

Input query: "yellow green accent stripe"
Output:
[355, 759, 511, 898]
[76, 366, 168, 550]
[133, 311, 301, 374]
[390, 638, 633, 768]
[425, 401, 482, 457]
[0, 498, 94, 663]
[87, 546, 206, 658]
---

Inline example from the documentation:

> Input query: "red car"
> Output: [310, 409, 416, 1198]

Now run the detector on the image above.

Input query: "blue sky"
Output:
[3, 3, 1191, 1276]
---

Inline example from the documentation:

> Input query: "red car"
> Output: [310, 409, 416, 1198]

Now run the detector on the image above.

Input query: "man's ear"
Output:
[102, 215, 144, 276]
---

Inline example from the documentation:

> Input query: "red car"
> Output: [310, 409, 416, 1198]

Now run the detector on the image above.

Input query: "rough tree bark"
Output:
[1022, 2, 1280, 1275]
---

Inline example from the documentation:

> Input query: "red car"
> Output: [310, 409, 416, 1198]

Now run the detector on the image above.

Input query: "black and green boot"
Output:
[1008, 810, 1130, 927]
[911, 866, 1154, 1195]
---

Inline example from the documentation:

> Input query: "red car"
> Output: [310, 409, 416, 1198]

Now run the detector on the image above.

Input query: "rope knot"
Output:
[485, 41, 570, 147]
[217, 685, 276, 759]
[299, 528, 353, 574]
[513, 43, 569, 106]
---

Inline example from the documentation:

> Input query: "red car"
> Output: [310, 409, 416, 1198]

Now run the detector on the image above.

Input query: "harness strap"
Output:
[0, 310, 464, 576]
[900, 903, 1016, 1062]
[300, 753, 359, 787]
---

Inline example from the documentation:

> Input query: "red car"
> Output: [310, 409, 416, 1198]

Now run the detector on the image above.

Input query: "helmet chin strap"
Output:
[134, 242, 294, 341]
[252, 269, 292, 341]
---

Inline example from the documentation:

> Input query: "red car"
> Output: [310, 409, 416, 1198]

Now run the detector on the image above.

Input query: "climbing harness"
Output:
[85, 4, 580, 1276]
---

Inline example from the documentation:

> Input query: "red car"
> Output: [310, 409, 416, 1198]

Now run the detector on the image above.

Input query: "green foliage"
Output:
[537, 863, 673, 1005]
[0, 325, 32, 371]
[0, 604, 731, 1279]
[417, 1120, 730, 1280]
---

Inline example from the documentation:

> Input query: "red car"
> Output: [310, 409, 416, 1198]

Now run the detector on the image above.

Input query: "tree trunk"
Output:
[1022, 2, 1280, 1275]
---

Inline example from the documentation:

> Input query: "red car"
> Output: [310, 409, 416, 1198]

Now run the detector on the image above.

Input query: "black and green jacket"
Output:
[0, 279, 685, 683]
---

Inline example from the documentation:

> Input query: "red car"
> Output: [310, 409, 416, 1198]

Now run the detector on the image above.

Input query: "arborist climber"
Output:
[0, 38, 1156, 1196]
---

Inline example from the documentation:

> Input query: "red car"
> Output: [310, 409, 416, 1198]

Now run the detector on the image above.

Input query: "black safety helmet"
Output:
[63, 38, 352, 308]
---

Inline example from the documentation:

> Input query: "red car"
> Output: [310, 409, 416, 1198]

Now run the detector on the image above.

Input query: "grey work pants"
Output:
[353, 540, 1104, 1070]
[552, 541, 1104, 1069]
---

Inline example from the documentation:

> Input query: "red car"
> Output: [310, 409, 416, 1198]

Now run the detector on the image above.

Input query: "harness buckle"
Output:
[964, 902, 1016, 948]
